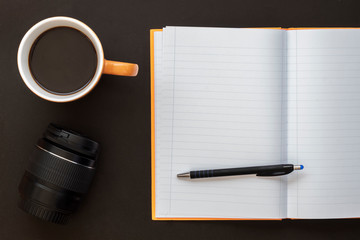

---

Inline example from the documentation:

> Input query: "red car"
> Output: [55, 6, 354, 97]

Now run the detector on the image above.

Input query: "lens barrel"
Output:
[18, 124, 99, 224]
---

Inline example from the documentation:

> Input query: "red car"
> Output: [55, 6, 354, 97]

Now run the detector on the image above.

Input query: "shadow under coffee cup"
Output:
[17, 16, 138, 102]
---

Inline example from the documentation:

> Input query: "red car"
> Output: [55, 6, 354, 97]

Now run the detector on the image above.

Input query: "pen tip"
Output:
[177, 172, 190, 178]
[300, 165, 304, 170]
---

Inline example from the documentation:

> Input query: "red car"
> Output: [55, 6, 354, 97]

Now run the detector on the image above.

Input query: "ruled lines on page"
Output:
[287, 29, 360, 219]
[154, 27, 287, 219]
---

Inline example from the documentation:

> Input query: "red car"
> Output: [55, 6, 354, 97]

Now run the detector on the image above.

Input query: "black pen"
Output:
[177, 164, 304, 179]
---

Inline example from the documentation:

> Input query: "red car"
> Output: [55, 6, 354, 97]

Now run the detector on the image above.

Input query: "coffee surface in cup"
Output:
[29, 27, 97, 94]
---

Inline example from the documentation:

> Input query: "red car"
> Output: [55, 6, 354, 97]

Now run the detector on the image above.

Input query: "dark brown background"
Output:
[1, 0, 360, 239]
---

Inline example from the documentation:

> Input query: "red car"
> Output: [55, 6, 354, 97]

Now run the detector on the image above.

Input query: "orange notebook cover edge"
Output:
[150, 29, 159, 220]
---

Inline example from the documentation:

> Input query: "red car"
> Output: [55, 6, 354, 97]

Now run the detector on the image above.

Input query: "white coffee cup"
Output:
[17, 16, 138, 102]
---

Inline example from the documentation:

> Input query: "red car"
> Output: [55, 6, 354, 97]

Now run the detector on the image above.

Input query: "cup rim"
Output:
[17, 16, 104, 102]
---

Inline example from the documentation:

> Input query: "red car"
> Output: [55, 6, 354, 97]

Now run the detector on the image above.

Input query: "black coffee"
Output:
[29, 27, 97, 94]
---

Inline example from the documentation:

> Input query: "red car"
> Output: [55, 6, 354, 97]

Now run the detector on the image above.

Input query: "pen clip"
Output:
[256, 171, 289, 177]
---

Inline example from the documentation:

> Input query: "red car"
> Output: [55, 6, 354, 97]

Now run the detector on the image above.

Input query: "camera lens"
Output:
[18, 123, 99, 224]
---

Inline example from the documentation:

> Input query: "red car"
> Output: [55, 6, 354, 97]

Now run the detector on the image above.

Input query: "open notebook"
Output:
[151, 27, 360, 220]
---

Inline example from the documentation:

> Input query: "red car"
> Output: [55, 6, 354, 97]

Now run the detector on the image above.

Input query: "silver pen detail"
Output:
[293, 165, 304, 170]
[177, 172, 190, 178]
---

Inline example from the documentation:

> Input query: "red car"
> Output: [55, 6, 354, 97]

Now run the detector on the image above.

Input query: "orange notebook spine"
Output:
[150, 29, 158, 220]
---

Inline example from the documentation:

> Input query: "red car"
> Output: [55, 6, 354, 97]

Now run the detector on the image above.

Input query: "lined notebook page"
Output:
[287, 29, 360, 218]
[154, 27, 287, 219]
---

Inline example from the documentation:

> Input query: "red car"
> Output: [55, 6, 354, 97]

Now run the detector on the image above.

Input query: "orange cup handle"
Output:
[103, 59, 138, 76]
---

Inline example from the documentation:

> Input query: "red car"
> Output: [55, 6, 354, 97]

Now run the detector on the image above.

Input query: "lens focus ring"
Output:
[27, 145, 95, 193]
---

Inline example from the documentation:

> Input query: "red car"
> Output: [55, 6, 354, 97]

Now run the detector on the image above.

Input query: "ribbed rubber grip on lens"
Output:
[27, 147, 95, 193]
[18, 198, 69, 224]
